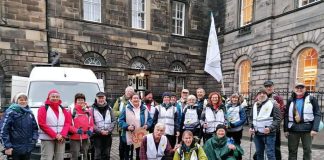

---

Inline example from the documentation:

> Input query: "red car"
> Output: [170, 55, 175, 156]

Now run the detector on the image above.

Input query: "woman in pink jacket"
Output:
[69, 93, 94, 160]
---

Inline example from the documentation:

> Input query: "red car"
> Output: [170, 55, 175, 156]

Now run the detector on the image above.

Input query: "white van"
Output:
[11, 66, 104, 158]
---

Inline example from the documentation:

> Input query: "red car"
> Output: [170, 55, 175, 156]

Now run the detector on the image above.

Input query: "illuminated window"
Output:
[239, 60, 251, 93]
[299, 0, 319, 7]
[240, 0, 253, 26]
[296, 48, 318, 91]
[132, 0, 146, 29]
[172, 1, 185, 36]
[83, 0, 101, 22]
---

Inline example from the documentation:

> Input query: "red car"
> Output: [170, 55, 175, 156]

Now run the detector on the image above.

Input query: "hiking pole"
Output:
[264, 126, 268, 160]
[79, 127, 83, 147]
[249, 134, 253, 160]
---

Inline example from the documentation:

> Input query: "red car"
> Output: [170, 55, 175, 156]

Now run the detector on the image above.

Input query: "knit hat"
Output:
[47, 89, 59, 99]
[256, 87, 267, 95]
[215, 124, 227, 133]
[144, 90, 152, 97]
[162, 92, 171, 98]
[14, 93, 28, 103]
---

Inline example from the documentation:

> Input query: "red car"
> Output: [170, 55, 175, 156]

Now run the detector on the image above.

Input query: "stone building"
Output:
[0, 0, 225, 105]
[221, 0, 324, 95]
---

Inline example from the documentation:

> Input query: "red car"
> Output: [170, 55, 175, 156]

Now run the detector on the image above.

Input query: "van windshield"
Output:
[28, 81, 100, 107]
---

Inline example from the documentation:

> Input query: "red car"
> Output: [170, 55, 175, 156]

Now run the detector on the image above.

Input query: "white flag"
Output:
[204, 13, 223, 82]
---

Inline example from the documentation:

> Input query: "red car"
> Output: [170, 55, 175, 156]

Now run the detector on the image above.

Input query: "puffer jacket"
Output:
[0, 104, 38, 154]
[69, 104, 94, 140]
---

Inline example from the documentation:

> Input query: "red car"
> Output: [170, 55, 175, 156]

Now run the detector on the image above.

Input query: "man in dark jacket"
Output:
[249, 88, 281, 160]
[284, 83, 321, 160]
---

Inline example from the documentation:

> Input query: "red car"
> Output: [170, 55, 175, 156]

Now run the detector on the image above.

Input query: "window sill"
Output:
[238, 25, 252, 36]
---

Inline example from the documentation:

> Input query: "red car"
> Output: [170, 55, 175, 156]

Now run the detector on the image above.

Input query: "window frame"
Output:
[238, 60, 251, 93]
[240, 0, 254, 27]
[132, 0, 146, 30]
[172, 1, 185, 36]
[298, 0, 319, 7]
[83, 0, 102, 22]
[296, 47, 318, 91]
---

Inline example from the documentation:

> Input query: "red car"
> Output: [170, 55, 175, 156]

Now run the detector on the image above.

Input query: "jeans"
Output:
[254, 134, 276, 160]
[275, 129, 281, 160]
[288, 132, 312, 160]
[93, 135, 112, 160]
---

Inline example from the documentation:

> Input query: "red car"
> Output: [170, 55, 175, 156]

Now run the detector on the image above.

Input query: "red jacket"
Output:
[37, 99, 72, 139]
[69, 104, 94, 140]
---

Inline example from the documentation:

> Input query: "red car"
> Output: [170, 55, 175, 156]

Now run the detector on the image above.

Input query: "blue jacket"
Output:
[119, 101, 153, 143]
[225, 103, 247, 128]
[0, 104, 38, 154]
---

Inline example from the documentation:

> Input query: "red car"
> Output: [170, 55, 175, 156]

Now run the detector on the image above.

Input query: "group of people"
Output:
[0, 80, 321, 160]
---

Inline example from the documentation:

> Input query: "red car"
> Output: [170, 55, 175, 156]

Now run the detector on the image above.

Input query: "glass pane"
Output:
[239, 60, 251, 93]
[296, 48, 318, 91]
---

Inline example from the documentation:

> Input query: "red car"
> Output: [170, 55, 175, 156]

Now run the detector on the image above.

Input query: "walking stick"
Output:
[80, 153, 84, 160]
[249, 134, 253, 160]
[264, 126, 268, 160]
[79, 127, 83, 147]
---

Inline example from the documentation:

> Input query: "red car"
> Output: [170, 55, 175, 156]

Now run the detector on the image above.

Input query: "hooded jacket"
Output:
[69, 103, 94, 140]
[0, 104, 38, 154]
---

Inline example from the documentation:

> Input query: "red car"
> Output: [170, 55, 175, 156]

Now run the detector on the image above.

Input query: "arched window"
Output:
[239, 60, 251, 93]
[296, 48, 318, 91]
[131, 61, 146, 70]
[84, 57, 102, 66]
[171, 64, 183, 72]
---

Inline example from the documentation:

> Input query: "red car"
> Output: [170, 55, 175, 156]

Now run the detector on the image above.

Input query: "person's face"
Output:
[187, 97, 196, 105]
[211, 94, 219, 105]
[231, 97, 239, 104]
[131, 95, 141, 107]
[17, 97, 28, 107]
[163, 96, 170, 104]
[153, 127, 165, 139]
[49, 93, 60, 103]
[182, 134, 193, 147]
[96, 96, 106, 105]
[264, 85, 274, 94]
[170, 96, 177, 103]
[0, 112, 3, 118]
[216, 128, 226, 138]
[76, 98, 85, 106]
[257, 92, 268, 102]
[295, 86, 306, 96]
[181, 92, 189, 99]
[145, 93, 153, 101]
[125, 89, 134, 99]
[196, 89, 205, 99]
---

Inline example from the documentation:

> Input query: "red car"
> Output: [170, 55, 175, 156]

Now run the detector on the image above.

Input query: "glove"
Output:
[77, 128, 83, 134]
[86, 130, 93, 136]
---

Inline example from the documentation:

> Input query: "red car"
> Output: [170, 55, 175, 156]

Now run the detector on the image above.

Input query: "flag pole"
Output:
[221, 79, 225, 95]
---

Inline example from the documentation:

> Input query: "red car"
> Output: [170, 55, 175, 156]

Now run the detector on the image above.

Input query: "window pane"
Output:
[172, 2, 185, 35]
[239, 60, 251, 93]
[132, 0, 146, 29]
[241, 0, 253, 26]
[296, 48, 318, 91]
[83, 0, 101, 22]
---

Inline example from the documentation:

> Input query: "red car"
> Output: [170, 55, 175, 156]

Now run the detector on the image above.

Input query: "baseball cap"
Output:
[96, 92, 106, 97]
[295, 82, 305, 88]
[181, 89, 189, 93]
[263, 80, 274, 87]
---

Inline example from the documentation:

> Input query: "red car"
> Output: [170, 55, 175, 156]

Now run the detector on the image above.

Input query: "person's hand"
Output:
[249, 128, 255, 135]
[203, 123, 208, 129]
[173, 144, 181, 151]
[5, 148, 13, 155]
[284, 132, 289, 138]
[77, 128, 83, 134]
[264, 127, 270, 134]
[86, 130, 93, 136]
[143, 125, 148, 130]
[311, 130, 318, 137]
[176, 131, 180, 137]
[56, 134, 63, 141]
[128, 125, 135, 131]
[58, 137, 65, 143]
[228, 144, 236, 150]
[100, 130, 108, 135]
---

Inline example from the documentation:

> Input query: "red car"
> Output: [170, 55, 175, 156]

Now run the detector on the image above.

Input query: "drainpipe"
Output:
[45, 0, 51, 63]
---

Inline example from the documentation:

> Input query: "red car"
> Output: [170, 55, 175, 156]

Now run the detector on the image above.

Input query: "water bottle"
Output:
[227, 137, 234, 145]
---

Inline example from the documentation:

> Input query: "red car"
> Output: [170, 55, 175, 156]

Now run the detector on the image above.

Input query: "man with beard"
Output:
[143, 90, 158, 133]
[249, 88, 281, 160]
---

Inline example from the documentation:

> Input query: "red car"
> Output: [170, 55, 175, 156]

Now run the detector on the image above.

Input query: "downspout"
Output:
[45, 0, 51, 63]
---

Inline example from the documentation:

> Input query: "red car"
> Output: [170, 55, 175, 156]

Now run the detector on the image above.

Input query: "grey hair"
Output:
[154, 123, 166, 130]
[187, 94, 197, 102]
[125, 86, 135, 92]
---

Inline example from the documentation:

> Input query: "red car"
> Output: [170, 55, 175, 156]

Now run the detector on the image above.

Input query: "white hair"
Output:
[154, 123, 166, 130]
[187, 94, 197, 101]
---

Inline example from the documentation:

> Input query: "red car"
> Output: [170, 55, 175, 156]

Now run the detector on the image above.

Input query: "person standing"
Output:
[284, 83, 321, 160]
[143, 90, 158, 133]
[170, 92, 177, 107]
[176, 89, 190, 123]
[69, 93, 94, 160]
[38, 89, 71, 160]
[113, 86, 134, 160]
[201, 92, 226, 143]
[226, 93, 246, 146]
[0, 93, 38, 160]
[119, 93, 153, 160]
[181, 95, 202, 139]
[139, 123, 177, 160]
[195, 88, 208, 111]
[92, 92, 116, 160]
[153, 92, 180, 148]
[263, 80, 285, 160]
[249, 88, 281, 160]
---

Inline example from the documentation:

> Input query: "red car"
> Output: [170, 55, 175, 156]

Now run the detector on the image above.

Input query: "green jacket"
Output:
[113, 95, 128, 118]
[173, 143, 207, 160]
[203, 135, 244, 160]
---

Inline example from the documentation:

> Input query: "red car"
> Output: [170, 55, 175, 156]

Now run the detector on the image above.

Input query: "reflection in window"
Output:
[240, 0, 253, 26]
[131, 61, 146, 70]
[84, 57, 102, 66]
[296, 48, 318, 91]
[239, 60, 251, 93]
